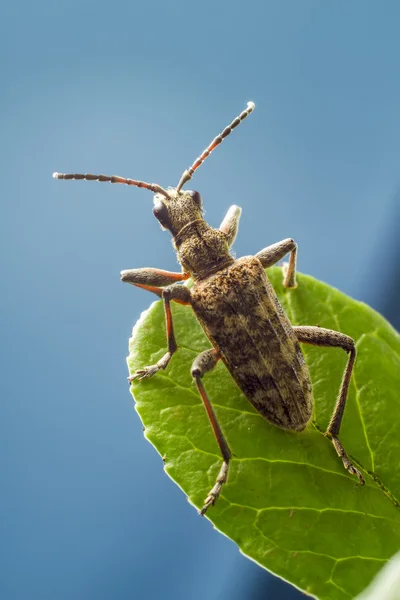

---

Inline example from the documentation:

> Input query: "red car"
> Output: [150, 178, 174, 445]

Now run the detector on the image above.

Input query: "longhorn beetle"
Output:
[53, 101, 364, 515]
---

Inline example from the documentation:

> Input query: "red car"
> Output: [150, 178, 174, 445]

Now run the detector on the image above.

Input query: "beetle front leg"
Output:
[293, 325, 365, 485]
[191, 349, 232, 515]
[256, 238, 297, 288]
[128, 282, 191, 382]
[121, 267, 189, 298]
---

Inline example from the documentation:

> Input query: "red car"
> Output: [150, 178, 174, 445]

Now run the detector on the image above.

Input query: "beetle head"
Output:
[152, 188, 203, 236]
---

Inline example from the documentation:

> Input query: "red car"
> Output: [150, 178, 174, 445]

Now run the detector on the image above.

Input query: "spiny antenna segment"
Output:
[52, 172, 170, 199]
[176, 101, 255, 192]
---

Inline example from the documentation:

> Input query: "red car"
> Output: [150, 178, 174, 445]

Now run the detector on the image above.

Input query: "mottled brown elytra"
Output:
[53, 101, 364, 514]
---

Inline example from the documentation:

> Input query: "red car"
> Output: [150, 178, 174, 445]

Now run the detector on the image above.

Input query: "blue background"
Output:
[1, 1, 400, 599]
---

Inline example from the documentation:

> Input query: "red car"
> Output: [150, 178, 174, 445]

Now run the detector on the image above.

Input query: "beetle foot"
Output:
[329, 435, 365, 486]
[199, 459, 229, 515]
[128, 351, 173, 383]
[200, 483, 222, 516]
[199, 492, 217, 516]
[128, 364, 160, 382]
[354, 468, 365, 486]
[342, 457, 365, 486]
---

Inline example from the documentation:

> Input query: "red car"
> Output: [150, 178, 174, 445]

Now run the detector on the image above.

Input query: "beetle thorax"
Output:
[175, 221, 234, 280]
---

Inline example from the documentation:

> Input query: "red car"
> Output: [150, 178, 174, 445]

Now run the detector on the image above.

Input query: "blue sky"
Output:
[1, 1, 400, 599]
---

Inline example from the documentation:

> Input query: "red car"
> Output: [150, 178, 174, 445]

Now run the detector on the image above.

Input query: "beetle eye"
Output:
[188, 190, 203, 208]
[153, 200, 172, 230]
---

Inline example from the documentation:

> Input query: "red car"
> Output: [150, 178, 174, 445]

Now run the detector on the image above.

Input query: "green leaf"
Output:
[127, 267, 400, 600]
[355, 551, 400, 600]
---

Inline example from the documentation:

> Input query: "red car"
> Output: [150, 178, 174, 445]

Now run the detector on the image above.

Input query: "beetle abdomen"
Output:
[191, 256, 313, 431]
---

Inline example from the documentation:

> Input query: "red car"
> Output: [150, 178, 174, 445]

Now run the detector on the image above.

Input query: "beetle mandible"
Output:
[53, 101, 364, 514]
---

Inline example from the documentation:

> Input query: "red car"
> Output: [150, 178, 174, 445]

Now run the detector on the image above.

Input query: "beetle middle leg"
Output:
[121, 268, 191, 381]
[256, 238, 297, 288]
[191, 349, 232, 515]
[293, 325, 365, 484]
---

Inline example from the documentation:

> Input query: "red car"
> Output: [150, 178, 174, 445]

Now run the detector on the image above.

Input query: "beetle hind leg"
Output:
[191, 349, 232, 515]
[293, 325, 364, 485]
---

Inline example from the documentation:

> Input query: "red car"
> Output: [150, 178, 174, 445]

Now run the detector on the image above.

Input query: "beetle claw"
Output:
[348, 464, 365, 486]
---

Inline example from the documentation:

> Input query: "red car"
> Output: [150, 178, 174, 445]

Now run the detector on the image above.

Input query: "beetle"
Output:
[53, 101, 364, 514]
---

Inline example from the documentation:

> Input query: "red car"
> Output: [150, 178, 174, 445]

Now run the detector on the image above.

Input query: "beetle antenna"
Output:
[52, 172, 171, 199]
[176, 101, 255, 192]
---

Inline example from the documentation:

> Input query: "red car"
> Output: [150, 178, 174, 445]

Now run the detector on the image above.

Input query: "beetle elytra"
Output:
[53, 101, 364, 514]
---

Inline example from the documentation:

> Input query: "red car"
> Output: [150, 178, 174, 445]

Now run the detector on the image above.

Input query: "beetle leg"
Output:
[191, 349, 232, 515]
[256, 238, 297, 288]
[129, 283, 191, 382]
[121, 268, 190, 300]
[219, 205, 242, 248]
[121, 267, 189, 291]
[293, 325, 364, 485]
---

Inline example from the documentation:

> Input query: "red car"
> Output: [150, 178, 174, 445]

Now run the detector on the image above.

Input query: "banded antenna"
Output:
[176, 101, 255, 192]
[52, 172, 171, 200]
